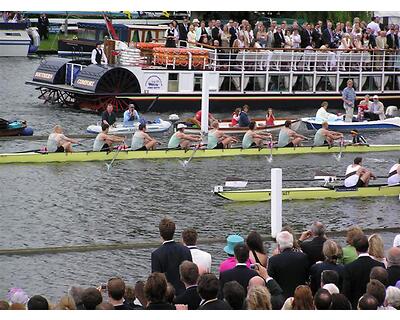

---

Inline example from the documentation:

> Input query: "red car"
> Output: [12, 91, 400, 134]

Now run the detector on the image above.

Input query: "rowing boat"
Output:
[0, 144, 399, 164]
[86, 118, 172, 135]
[214, 184, 400, 202]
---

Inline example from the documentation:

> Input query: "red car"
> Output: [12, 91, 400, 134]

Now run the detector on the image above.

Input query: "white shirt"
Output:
[91, 48, 108, 65]
[388, 163, 400, 185]
[344, 164, 361, 187]
[367, 21, 381, 36]
[187, 245, 212, 273]
[316, 107, 337, 121]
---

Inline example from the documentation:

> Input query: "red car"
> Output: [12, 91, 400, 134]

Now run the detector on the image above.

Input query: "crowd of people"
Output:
[163, 15, 399, 51]
[1, 217, 400, 310]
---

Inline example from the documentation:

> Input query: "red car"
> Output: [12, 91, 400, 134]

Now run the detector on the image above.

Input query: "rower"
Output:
[47, 125, 78, 153]
[277, 120, 307, 147]
[313, 121, 344, 146]
[344, 157, 376, 187]
[131, 123, 158, 151]
[93, 123, 125, 152]
[102, 104, 117, 127]
[123, 104, 140, 126]
[388, 159, 400, 186]
[207, 121, 238, 149]
[315, 101, 338, 122]
[231, 107, 241, 127]
[265, 108, 275, 126]
[191, 110, 217, 128]
[239, 104, 251, 127]
[168, 123, 201, 149]
[350, 129, 368, 145]
[242, 121, 272, 149]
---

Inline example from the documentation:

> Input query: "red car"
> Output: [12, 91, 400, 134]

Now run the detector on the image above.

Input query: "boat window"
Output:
[168, 73, 179, 92]
[292, 75, 313, 92]
[146, 31, 153, 42]
[78, 28, 96, 41]
[384, 75, 400, 91]
[219, 75, 241, 91]
[316, 75, 336, 91]
[268, 74, 289, 92]
[244, 75, 266, 91]
[193, 74, 202, 91]
[98, 30, 107, 42]
[339, 76, 358, 91]
[5, 32, 21, 36]
[362, 76, 381, 91]
[132, 30, 140, 42]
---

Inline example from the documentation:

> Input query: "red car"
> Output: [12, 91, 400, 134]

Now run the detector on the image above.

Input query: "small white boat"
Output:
[0, 22, 39, 56]
[302, 116, 400, 132]
[184, 118, 301, 135]
[86, 118, 172, 135]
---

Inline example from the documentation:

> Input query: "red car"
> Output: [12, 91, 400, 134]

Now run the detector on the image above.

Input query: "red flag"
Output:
[103, 14, 119, 40]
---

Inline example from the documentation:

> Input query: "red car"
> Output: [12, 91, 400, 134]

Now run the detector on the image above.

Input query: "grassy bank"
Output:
[38, 33, 74, 52]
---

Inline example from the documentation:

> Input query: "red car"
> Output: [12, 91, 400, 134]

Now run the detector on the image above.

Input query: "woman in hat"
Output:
[219, 235, 251, 273]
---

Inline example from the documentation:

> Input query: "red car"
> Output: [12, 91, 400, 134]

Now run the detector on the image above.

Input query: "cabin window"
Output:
[384, 75, 400, 91]
[244, 75, 266, 92]
[193, 74, 202, 91]
[98, 30, 107, 42]
[78, 29, 96, 41]
[361, 76, 381, 91]
[168, 73, 179, 92]
[132, 30, 140, 42]
[219, 75, 241, 91]
[292, 75, 313, 92]
[316, 75, 337, 91]
[339, 76, 358, 91]
[268, 74, 289, 92]
[5, 32, 21, 36]
[146, 31, 153, 42]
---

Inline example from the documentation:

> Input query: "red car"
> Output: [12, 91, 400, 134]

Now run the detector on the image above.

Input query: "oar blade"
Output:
[225, 180, 248, 188]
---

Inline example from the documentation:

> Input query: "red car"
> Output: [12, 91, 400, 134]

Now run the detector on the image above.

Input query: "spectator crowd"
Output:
[1, 217, 400, 311]
[164, 15, 399, 51]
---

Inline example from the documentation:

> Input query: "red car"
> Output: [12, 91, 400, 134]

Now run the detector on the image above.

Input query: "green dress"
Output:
[342, 245, 358, 264]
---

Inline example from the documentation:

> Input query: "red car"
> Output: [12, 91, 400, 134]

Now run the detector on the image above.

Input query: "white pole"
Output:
[271, 168, 282, 238]
[201, 72, 209, 145]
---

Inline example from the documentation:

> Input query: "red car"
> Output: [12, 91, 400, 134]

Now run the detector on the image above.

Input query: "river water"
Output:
[0, 57, 399, 302]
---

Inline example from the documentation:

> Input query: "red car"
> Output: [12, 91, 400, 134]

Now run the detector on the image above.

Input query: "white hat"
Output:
[373, 95, 379, 99]
[177, 123, 187, 129]
[393, 234, 400, 247]
[192, 18, 199, 23]
[323, 283, 339, 294]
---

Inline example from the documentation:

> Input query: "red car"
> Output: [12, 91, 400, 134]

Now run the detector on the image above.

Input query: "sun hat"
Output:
[373, 95, 379, 99]
[192, 18, 200, 24]
[323, 283, 340, 294]
[177, 123, 187, 129]
[223, 234, 244, 255]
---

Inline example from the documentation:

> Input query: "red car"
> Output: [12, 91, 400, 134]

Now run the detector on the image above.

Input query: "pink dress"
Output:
[219, 257, 252, 273]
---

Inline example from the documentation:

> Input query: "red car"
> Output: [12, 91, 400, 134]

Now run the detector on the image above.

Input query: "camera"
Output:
[250, 264, 258, 270]
[101, 283, 107, 290]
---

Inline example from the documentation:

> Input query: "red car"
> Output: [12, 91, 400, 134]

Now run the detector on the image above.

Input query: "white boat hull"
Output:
[87, 119, 171, 135]
[302, 117, 400, 132]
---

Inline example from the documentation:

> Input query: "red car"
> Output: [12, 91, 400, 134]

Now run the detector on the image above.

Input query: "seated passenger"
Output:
[123, 104, 140, 126]
[231, 108, 241, 127]
[265, 108, 275, 126]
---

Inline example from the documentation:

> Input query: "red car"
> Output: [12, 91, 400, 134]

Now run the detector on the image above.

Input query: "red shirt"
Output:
[266, 114, 275, 126]
[231, 113, 240, 126]
[195, 110, 213, 122]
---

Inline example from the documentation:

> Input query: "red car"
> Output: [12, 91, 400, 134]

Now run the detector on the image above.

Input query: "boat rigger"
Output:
[214, 184, 400, 202]
[0, 144, 399, 164]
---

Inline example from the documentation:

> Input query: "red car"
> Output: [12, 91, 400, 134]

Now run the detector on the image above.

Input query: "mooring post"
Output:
[271, 168, 283, 238]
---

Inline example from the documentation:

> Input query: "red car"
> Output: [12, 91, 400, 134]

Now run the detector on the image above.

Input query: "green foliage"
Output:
[281, 11, 371, 24]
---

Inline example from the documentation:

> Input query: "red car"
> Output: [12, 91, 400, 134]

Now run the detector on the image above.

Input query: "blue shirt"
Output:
[123, 110, 140, 126]
[239, 111, 250, 127]
[342, 87, 356, 107]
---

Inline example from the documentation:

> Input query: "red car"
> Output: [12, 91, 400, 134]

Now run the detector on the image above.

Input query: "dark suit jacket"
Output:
[211, 27, 221, 42]
[273, 31, 285, 48]
[267, 248, 310, 299]
[174, 285, 201, 310]
[387, 265, 400, 286]
[309, 261, 345, 294]
[342, 255, 385, 308]
[300, 29, 312, 48]
[178, 23, 189, 41]
[322, 28, 335, 48]
[387, 33, 399, 49]
[219, 265, 258, 298]
[151, 240, 192, 295]
[369, 34, 377, 48]
[146, 302, 176, 310]
[266, 278, 285, 310]
[300, 236, 326, 266]
[198, 299, 232, 310]
[312, 29, 322, 48]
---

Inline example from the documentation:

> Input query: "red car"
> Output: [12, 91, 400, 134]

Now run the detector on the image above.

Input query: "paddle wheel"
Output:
[38, 88, 76, 107]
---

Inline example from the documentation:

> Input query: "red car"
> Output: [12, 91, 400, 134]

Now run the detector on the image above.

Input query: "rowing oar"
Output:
[145, 95, 160, 113]
[225, 177, 330, 188]
[105, 143, 126, 171]
[333, 138, 345, 162]
[179, 142, 202, 168]
[14, 142, 86, 154]
[314, 170, 387, 180]
[266, 138, 273, 163]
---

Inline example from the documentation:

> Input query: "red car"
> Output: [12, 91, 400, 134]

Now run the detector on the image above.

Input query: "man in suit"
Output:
[249, 271, 285, 309]
[107, 277, 133, 310]
[198, 273, 231, 310]
[322, 20, 335, 48]
[151, 217, 192, 295]
[312, 23, 323, 48]
[342, 234, 385, 308]
[298, 221, 327, 266]
[300, 23, 313, 48]
[387, 246, 400, 286]
[178, 16, 190, 47]
[267, 231, 310, 299]
[273, 26, 286, 48]
[219, 243, 258, 298]
[174, 261, 201, 310]
[387, 26, 399, 50]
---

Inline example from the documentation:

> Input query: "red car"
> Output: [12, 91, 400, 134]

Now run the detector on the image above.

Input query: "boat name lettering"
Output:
[145, 75, 162, 90]
[34, 72, 53, 80]
[76, 79, 95, 87]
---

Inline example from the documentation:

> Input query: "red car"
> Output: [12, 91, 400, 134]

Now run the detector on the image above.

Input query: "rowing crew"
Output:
[344, 157, 400, 187]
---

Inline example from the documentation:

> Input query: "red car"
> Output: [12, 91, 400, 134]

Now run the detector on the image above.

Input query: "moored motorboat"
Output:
[302, 116, 400, 132]
[214, 184, 400, 202]
[0, 144, 399, 165]
[183, 118, 301, 134]
[0, 119, 33, 137]
[86, 118, 172, 135]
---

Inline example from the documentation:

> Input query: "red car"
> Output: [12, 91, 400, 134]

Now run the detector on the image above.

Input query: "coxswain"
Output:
[388, 159, 400, 186]
[239, 104, 251, 127]
[207, 121, 238, 149]
[242, 121, 272, 149]
[102, 104, 117, 127]
[91, 42, 108, 65]
[47, 125, 78, 153]
[191, 110, 217, 128]
[123, 104, 140, 126]
[315, 101, 338, 121]
[265, 108, 275, 126]
[277, 120, 307, 147]
[350, 129, 368, 145]
[313, 121, 344, 146]
[168, 123, 201, 149]
[344, 157, 376, 187]
[231, 108, 241, 127]
[93, 123, 125, 152]
[131, 123, 158, 151]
